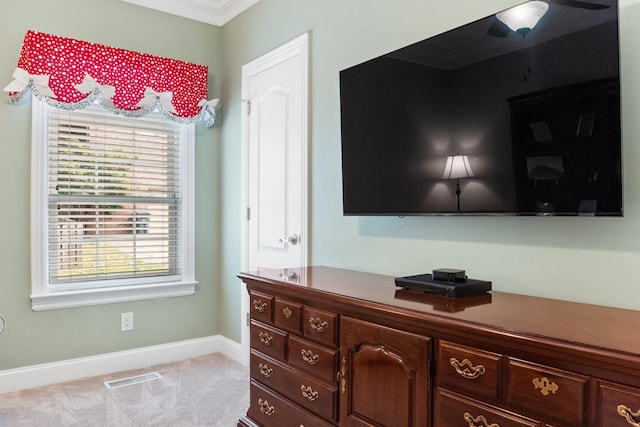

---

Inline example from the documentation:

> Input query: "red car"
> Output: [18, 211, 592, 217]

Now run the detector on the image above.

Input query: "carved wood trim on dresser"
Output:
[237, 266, 640, 427]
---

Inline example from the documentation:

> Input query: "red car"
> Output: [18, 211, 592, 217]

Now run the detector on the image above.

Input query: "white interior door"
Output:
[239, 33, 308, 363]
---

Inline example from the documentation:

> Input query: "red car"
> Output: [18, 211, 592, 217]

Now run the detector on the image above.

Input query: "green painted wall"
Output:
[218, 0, 640, 342]
[3, 0, 640, 371]
[0, 0, 222, 370]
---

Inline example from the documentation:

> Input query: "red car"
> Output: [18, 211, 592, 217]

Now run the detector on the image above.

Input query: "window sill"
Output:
[30, 281, 197, 311]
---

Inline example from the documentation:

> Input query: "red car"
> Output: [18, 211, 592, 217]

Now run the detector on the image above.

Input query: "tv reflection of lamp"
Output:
[496, 0, 549, 35]
[443, 154, 474, 211]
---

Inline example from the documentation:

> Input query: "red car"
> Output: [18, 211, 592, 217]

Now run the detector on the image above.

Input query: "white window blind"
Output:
[47, 107, 182, 288]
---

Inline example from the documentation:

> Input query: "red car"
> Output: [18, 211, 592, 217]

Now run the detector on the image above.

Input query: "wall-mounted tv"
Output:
[340, 0, 622, 216]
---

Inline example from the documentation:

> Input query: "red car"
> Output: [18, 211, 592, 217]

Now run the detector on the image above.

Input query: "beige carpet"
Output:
[0, 353, 249, 427]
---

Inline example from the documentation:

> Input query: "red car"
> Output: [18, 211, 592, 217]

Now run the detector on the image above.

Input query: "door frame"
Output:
[239, 33, 309, 364]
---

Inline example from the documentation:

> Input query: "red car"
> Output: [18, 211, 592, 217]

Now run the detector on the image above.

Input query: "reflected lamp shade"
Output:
[496, 1, 549, 34]
[443, 154, 474, 180]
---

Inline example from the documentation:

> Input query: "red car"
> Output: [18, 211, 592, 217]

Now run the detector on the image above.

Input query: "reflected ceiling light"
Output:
[496, 1, 549, 35]
[443, 154, 474, 211]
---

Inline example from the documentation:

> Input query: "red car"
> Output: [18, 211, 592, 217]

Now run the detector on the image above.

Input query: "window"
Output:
[31, 99, 196, 310]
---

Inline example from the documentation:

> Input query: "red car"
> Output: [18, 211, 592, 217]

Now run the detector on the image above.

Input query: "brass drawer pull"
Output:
[301, 384, 319, 401]
[301, 349, 320, 365]
[258, 398, 275, 416]
[283, 306, 293, 319]
[253, 299, 267, 312]
[617, 404, 640, 426]
[337, 356, 347, 394]
[258, 362, 273, 377]
[309, 317, 329, 332]
[450, 357, 486, 379]
[532, 377, 558, 396]
[464, 412, 499, 427]
[259, 331, 273, 345]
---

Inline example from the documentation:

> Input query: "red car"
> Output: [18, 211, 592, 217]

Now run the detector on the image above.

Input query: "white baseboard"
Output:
[0, 335, 245, 394]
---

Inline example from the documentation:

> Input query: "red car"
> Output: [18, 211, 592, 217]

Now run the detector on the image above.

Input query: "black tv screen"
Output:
[340, 0, 622, 216]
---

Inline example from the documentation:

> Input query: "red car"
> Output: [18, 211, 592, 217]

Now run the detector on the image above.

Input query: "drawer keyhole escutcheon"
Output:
[259, 332, 273, 345]
[617, 404, 640, 426]
[309, 317, 329, 332]
[253, 300, 267, 312]
[258, 363, 273, 377]
[258, 398, 275, 416]
[283, 307, 293, 319]
[532, 377, 558, 396]
[463, 412, 499, 427]
[301, 349, 320, 365]
[301, 384, 319, 401]
[450, 357, 486, 379]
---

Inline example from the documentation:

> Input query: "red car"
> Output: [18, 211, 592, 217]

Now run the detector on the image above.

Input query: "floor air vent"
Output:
[104, 371, 162, 390]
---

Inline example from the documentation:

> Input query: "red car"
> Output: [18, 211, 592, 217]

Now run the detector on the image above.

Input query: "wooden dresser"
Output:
[237, 266, 640, 427]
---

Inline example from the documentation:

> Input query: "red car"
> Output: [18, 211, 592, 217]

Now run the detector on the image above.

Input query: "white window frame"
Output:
[30, 98, 197, 311]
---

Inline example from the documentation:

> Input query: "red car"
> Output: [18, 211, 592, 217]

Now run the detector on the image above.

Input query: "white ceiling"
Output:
[120, 0, 261, 27]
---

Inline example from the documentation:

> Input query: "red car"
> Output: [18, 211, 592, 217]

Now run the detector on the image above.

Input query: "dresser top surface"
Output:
[239, 266, 640, 357]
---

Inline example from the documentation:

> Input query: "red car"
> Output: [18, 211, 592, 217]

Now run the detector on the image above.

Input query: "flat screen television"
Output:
[340, 0, 622, 216]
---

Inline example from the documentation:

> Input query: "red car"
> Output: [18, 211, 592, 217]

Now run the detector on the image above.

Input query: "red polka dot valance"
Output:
[3, 30, 218, 126]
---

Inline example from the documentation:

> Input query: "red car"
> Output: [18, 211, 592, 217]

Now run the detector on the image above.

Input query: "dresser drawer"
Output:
[435, 388, 539, 427]
[507, 358, 588, 426]
[598, 380, 640, 427]
[251, 320, 287, 362]
[303, 307, 338, 347]
[251, 351, 338, 422]
[289, 335, 339, 384]
[437, 340, 502, 400]
[248, 380, 335, 427]
[250, 290, 273, 324]
[274, 297, 303, 334]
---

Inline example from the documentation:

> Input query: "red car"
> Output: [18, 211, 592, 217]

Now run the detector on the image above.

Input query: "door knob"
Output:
[279, 234, 299, 246]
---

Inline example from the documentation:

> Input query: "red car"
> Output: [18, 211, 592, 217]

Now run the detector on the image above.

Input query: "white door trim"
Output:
[239, 33, 309, 364]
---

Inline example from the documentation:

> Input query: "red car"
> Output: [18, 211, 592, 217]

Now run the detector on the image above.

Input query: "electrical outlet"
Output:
[121, 312, 133, 332]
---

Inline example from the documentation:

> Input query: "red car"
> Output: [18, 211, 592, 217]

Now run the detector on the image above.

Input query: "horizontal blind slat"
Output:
[47, 105, 182, 285]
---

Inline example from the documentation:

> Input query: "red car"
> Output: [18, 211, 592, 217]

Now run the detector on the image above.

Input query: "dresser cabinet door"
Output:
[598, 380, 640, 427]
[339, 316, 431, 427]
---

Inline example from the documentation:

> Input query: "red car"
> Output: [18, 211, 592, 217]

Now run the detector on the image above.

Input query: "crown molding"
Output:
[121, 0, 260, 27]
